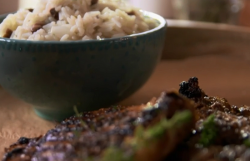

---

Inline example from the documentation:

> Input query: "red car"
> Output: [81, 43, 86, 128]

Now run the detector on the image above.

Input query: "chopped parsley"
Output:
[244, 139, 250, 147]
[102, 110, 192, 161]
[73, 106, 87, 127]
[133, 110, 193, 149]
[73, 105, 83, 117]
[102, 147, 134, 161]
[199, 114, 218, 147]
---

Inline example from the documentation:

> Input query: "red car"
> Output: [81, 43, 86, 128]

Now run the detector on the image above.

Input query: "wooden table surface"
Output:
[2, 20, 250, 158]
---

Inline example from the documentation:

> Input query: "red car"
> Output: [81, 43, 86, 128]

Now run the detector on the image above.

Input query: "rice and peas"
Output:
[0, 0, 158, 41]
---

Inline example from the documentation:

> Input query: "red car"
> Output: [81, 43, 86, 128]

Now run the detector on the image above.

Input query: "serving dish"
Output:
[0, 11, 166, 121]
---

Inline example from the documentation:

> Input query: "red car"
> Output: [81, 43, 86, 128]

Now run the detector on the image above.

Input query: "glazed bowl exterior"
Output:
[0, 11, 166, 121]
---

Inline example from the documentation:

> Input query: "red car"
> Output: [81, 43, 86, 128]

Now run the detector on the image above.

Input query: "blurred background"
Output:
[129, 0, 249, 27]
[0, 0, 249, 27]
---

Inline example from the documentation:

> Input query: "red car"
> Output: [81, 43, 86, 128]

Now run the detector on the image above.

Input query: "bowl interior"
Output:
[0, 10, 166, 43]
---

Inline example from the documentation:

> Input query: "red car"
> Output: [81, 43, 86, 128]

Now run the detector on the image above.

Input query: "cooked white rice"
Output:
[0, 0, 158, 41]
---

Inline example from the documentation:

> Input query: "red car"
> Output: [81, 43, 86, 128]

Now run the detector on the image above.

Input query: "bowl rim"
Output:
[0, 10, 166, 44]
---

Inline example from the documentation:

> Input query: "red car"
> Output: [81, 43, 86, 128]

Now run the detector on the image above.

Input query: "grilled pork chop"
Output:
[5, 77, 250, 161]
[2, 92, 195, 161]
[165, 77, 250, 161]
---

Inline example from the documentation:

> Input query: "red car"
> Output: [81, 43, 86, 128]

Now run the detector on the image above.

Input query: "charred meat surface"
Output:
[2, 92, 195, 161]
[179, 77, 206, 102]
[166, 77, 250, 161]
[4, 77, 250, 161]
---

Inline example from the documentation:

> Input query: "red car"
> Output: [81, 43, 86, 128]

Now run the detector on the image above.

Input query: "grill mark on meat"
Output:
[2, 29, 12, 38]
[50, 8, 59, 20]
[4, 148, 24, 161]
[2, 92, 194, 161]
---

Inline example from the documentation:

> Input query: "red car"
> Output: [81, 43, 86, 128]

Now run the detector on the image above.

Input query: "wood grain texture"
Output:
[0, 90, 55, 157]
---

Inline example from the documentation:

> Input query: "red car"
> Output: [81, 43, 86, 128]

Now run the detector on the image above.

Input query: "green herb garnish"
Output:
[132, 110, 193, 149]
[112, 105, 119, 111]
[73, 106, 88, 128]
[102, 147, 134, 161]
[102, 110, 192, 161]
[74, 105, 82, 117]
[199, 114, 218, 147]
[244, 139, 250, 147]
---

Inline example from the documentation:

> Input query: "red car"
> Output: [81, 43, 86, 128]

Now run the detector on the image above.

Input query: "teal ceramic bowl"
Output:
[0, 11, 166, 121]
